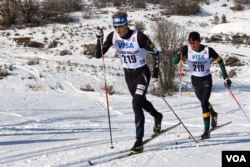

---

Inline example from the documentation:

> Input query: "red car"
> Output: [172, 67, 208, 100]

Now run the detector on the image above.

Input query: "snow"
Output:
[211, 21, 250, 35]
[1, 1, 250, 167]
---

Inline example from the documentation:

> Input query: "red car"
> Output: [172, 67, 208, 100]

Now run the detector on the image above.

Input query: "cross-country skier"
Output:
[173, 31, 232, 139]
[94, 11, 163, 153]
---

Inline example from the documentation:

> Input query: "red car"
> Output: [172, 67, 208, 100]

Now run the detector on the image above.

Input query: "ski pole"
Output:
[179, 53, 183, 82]
[177, 53, 183, 138]
[227, 88, 250, 123]
[99, 33, 114, 149]
[162, 96, 199, 143]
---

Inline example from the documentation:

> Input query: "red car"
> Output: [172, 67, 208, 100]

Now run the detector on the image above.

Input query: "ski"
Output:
[88, 152, 135, 166]
[210, 121, 232, 132]
[188, 121, 232, 140]
[143, 122, 181, 145]
[88, 122, 180, 166]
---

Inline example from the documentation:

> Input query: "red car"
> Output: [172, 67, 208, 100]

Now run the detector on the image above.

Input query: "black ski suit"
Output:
[94, 28, 161, 141]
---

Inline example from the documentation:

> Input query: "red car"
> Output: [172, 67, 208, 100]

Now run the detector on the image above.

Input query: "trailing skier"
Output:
[173, 31, 232, 139]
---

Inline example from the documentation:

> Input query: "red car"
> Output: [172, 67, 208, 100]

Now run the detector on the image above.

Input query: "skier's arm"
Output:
[217, 57, 228, 78]
[210, 47, 232, 88]
[209, 48, 228, 78]
[173, 45, 188, 64]
[137, 31, 159, 78]
[94, 32, 113, 58]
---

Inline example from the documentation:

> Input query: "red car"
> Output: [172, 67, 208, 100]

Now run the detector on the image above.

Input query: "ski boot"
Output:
[211, 112, 218, 129]
[153, 113, 163, 135]
[130, 140, 143, 154]
[201, 128, 210, 140]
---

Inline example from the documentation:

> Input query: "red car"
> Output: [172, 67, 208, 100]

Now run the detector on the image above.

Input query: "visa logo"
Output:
[118, 42, 134, 48]
[192, 54, 205, 60]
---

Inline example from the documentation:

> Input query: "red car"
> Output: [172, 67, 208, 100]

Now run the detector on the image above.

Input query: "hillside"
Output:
[0, 1, 250, 167]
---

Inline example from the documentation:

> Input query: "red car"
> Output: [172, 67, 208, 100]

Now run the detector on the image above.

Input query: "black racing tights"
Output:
[191, 74, 212, 129]
[124, 65, 160, 141]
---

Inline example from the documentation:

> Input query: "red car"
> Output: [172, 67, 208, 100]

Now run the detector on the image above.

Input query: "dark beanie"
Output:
[188, 31, 200, 41]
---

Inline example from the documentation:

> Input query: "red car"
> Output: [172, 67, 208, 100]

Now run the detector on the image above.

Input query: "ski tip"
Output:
[88, 160, 94, 166]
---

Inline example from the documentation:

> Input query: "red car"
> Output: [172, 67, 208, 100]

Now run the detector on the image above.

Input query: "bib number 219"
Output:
[122, 55, 136, 64]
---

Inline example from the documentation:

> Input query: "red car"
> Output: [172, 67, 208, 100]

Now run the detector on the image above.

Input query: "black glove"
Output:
[224, 77, 232, 88]
[177, 46, 183, 55]
[96, 27, 103, 39]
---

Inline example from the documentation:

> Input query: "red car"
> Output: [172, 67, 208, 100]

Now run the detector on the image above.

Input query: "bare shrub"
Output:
[0, 63, 15, 78]
[232, 34, 244, 44]
[128, 0, 146, 9]
[100, 83, 115, 95]
[213, 14, 219, 25]
[27, 57, 40, 65]
[151, 18, 186, 92]
[80, 84, 94, 92]
[8, 64, 14, 71]
[48, 40, 59, 48]
[134, 21, 146, 32]
[13, 37, 31, 46]
[42, 0, 82, 13]
[230, 3, 244, 11]
[92, 0, 107, 8]
[221, 14, 227, 23]
[0, 68, 8, 78]
[28, 81, 43, 91]
[228, 68, 237, 78]
[225, 56, 243, 67]
[210, 34, 223, 42]
[0, 0, 40, 28]
[83, 44, 96, 56]
[60, 50, 71, 56]
[0, 0, 83, 28]
[29, 41, 44, 48]
[160, 0, 201, 15]
[13, 37, 44, 48]
[234, 0, 250, 4]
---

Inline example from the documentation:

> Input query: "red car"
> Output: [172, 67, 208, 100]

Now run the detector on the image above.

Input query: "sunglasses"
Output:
[113, 24, 125, 29]
[189, 41, 197, 45]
